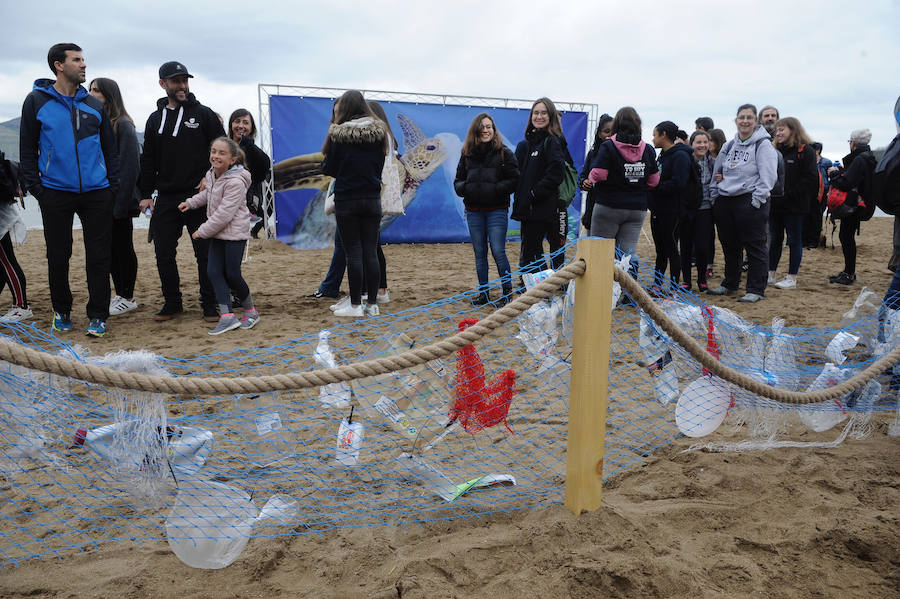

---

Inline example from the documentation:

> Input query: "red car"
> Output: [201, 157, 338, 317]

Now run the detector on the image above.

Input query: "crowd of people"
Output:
[3, 42, 899, 337]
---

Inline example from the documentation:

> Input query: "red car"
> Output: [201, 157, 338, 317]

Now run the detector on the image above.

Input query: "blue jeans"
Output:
[466, 209, 511, 290]
[885, 267, 900, 311]
[768, 211, 804, 275]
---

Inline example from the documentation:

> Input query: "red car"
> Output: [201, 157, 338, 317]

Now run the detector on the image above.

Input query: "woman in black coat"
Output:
[228, 109, 271, 238]
[454, 112, 520, 306]
[827, 128, 877, 285]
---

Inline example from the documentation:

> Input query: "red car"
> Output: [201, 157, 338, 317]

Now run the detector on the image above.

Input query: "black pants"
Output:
[38, 188, 112, 320]
[0, 232, 27, 307]
[714, 193, 770, 296]
[838, 215, 859, 275]
[111, 216, 138, 299]
[802, 196, 824, 247]
[335, 198, 381, 305]
[680, 209, 713, 287]
[208, 239, 250, 312]
[520, 219, 563, 274]
[650, 210, 680, 286]
[150, 192, 215, 311]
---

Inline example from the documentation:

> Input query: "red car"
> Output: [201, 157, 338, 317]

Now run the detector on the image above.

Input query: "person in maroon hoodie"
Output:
[586, 106, 659, 258]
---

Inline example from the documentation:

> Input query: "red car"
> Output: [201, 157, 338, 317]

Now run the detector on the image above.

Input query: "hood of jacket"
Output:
[213, 164, 252, 187]
[33, 78, 90, 104]
[155, 93, 201, 111]
[328, 117, 386, 144]
[842, 144, 872, 169]
[610, 134, 649, 162]
[660, 141, 694, 161]
[732, 124, 771, 147]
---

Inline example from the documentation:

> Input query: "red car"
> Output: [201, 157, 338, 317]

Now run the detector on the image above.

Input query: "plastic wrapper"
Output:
[824, 331, 859, 366]
[764, 317, 803, 391]
[314, 330, 351, 409]
[522, 268, 555, 291]
[796, 363, 852, 432]
[840, 286, 880, 329]
[516, 298, 560, 359]
[639, 315, 679, 405]
[335, 417, 364, 466]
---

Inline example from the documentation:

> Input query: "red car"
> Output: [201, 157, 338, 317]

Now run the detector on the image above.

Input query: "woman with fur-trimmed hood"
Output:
[321, 90, 388, 317]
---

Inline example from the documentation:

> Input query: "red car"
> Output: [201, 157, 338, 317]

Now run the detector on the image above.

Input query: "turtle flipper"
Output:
[273, 152, 331, 192]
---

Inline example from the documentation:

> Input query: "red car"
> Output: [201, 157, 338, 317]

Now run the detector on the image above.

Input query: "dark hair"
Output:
[812, 141, 823, 152]
[47, 43, 82, 75]
[611, 106, 641, 138]
[736, 103, 758, 117]
[228, 109, 257, 141]
[89, 77, 132, 134]
[462, 112, 504, 156]
[211, 136, 245, 166]
[654, 121, 678, 142]
[334, 90, 371, 124]
[689, 130, 710, 145]
[590, 113, 614, 153]
[695, 116, 714, 131]
[707, 128, 727, 155]
[676, 129, 688, 142]
[525, 97, 563, 137]
[367, 100, 399, 152]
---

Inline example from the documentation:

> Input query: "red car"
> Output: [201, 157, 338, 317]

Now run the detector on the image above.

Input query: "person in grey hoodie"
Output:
[707, 103, 778, 303]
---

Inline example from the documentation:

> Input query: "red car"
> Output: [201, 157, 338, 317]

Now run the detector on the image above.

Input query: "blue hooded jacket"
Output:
[19, 79, 119, 197]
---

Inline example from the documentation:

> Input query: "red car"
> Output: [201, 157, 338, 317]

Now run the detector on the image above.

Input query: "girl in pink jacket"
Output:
[178, 137, 258, 335]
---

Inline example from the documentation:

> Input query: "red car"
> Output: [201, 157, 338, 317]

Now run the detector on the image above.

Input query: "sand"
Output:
[0, 217, 897, 598]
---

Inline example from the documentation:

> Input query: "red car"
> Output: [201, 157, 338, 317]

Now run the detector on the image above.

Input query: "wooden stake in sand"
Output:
[565, 238, 614, 515]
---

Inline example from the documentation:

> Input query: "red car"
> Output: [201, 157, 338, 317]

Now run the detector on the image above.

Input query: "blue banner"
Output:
[270, 95, 588, 248]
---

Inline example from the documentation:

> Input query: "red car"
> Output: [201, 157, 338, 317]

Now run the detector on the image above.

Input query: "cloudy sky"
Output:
[3, 0, 899, 160]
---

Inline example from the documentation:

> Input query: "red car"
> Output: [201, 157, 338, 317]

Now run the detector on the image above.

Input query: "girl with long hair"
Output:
[227, 109, 271, 238]
[579, 113, 613, 230]
[454, 112, 520, 305]
[681, 130, 715, 291]
[89, 77, 140, 316]
[768, 117, 818, 289]
[321, 90, 387, 317]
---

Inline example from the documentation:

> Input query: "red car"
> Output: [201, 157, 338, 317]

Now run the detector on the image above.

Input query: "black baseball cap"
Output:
[159, 61, 194, 80]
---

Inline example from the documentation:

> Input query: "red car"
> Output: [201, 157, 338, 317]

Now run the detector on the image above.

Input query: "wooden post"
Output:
[564, 237, 615, 515]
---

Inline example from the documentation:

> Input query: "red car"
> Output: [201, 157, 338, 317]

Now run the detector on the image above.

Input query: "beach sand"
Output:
[0, 217, 897, 598]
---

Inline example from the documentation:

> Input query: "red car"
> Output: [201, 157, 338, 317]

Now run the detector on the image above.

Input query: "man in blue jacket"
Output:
[19, 43, 119, 338]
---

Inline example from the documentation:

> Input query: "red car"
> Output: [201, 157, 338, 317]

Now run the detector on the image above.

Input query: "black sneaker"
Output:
[153, 303, 183, 322]
[829, 272, 856, 285]
[305, 290, 340, 299]
[202, 307, 220, 323]
[471, 292, 490, 306]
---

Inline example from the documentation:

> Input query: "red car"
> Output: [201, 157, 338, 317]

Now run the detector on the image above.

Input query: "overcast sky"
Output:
[3, 0, 899, 161]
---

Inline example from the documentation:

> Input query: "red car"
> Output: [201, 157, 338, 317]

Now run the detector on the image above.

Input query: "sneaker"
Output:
[202, 308, 220, 323]
[679, 283, 691, 292]
[330, 296, 352, 312]
[306, 289, 340, 299]
[738, 293, 763, 303]
[364, 303, 380, 317]
[85, 319, 106, 337]
[240, 309, 260, 329]
[472, 292, 490, 306]
[706, 286, 738, 296]
[52, 312, 73, 332]
[774, 276, 797, 290]
[376, 290, 390, 304]
[153, 303, 183, 322]
[208, 313, 241, 336]
[333, 304, 365, 318]
[829, 271, 856, 285]
[0, 306, 33, 323]
[706, 267, 714, 280]
[698, 283, 709, 293]
[109, 296, 138, 316]
[767, 273, 777, 285]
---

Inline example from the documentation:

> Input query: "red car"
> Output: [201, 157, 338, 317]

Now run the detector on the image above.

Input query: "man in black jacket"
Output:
[139, 61, 225, 321]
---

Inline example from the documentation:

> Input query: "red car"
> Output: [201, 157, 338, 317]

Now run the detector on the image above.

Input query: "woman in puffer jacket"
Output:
[454, 112, 520, 306]
[179, 136, 256, 335]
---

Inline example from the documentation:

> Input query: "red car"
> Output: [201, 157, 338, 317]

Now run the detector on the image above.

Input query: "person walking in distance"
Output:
[139, 61, 225, 322]
[19, 43, 120, 337]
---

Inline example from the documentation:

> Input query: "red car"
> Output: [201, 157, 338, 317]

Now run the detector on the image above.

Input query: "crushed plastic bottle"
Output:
[314, 330, 351, 409]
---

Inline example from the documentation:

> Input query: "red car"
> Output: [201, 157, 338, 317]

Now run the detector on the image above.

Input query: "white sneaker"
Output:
[364, 303, 380, 317]
[767, 273, 777, 285]
[333, 304, 364, 317]
[109, 295, 138, 316]
[774, 276, 797, 289]
[0, 306, 33, 323]
[376, 290, 390, 304]
[330, 296, 351, 312]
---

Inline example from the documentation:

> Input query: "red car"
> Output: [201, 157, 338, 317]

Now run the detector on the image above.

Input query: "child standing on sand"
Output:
[178, 137, 258, 335]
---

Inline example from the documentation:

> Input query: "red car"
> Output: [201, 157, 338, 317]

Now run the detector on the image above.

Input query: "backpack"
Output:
[0, 152, 19, 205]
[871, 134, 900, 215]
[543, 137, 579, 209]
[681, 157, 703, 212]
[721, 137, 784, 196]
[826, 186, 858, 220]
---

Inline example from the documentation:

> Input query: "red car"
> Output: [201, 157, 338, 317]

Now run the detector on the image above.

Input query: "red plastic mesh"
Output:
[449, 318, 517, 433]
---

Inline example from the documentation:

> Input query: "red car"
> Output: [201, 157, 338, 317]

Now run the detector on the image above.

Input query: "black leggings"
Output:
[207, 239, 250, 312]
[520, 219, 563, 274]
[680, 209, 713, 287]
[650, 210, 680, 286]
[335, 198, 382, 305]
[110, 216, 138, 299]
[0, 232, 27, 307]
[839, 215, 859, 275]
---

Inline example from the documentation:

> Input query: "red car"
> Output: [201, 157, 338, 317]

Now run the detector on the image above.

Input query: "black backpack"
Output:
[871, 134, 900, 216]
[681, 157, 703, 212]
[0, 152, 19, 205]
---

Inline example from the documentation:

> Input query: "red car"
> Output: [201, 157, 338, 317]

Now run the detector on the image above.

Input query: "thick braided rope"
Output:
[0, 261, 585, 395]
[614, 267, 900, 405]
